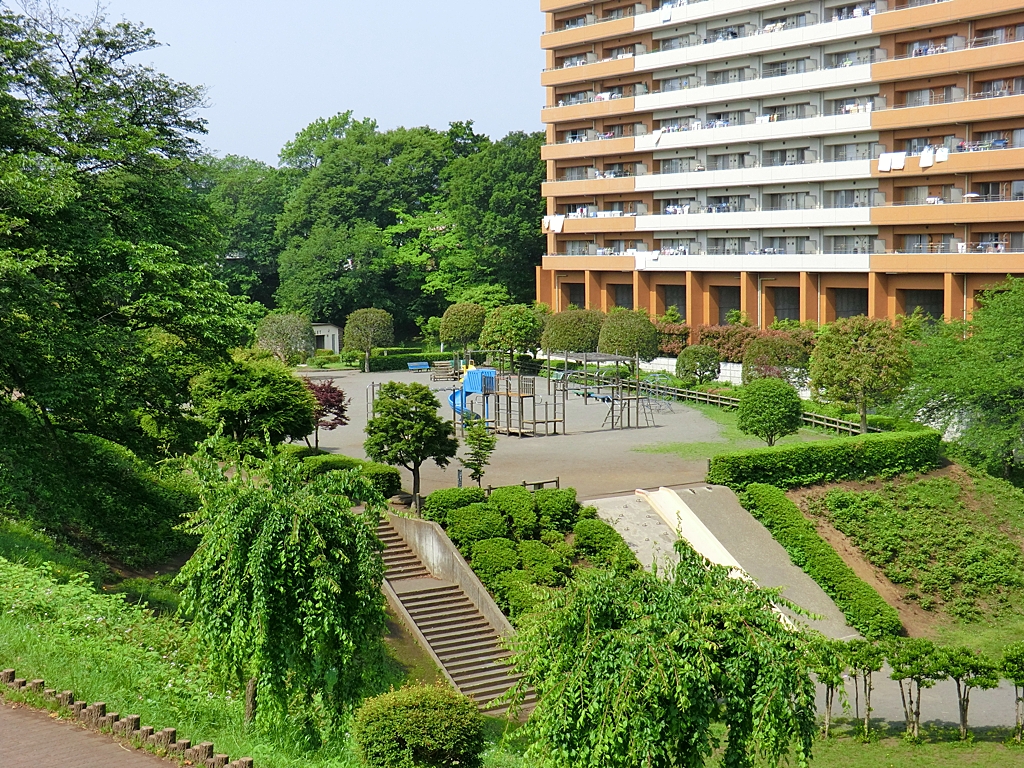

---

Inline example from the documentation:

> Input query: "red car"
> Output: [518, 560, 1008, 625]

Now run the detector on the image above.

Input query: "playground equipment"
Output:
[449, 367, 565, 438]
[545, 351, 658, 430]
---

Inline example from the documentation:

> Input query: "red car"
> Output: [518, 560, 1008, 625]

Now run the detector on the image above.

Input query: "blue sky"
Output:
[54, 0, 546, 165]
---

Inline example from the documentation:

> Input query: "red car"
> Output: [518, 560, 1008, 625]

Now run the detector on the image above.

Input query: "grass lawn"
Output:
[798, 466, 1024, 655]
[635, 401, 833, 462]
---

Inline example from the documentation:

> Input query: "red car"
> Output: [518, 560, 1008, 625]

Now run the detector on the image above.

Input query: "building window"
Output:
[773, 287, 801, 322]
[903, 290, 943, 319]
[717, 286, 741, 324]
[315, 335, 327, 351]
[612, 284, 634, 310]
[565, 240, 591, 255]
[662, 285, 686, 318]
[834, 288, 868, 318]
[566, 283, 586, 309]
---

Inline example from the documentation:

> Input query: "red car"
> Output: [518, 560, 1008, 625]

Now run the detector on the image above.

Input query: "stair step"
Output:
[420, 620, 492, 640]
[430, 633, 500, 652]
[421, 623, 494, 643]
[450, 665, 517, 687]
[434, 640, 504, 660]
[414, 608, 481, 628]
[405, 599, 475, 616]
[444, 651, 512, 671]
[387, 565, 431, 578]
[400, 588, 463, 604]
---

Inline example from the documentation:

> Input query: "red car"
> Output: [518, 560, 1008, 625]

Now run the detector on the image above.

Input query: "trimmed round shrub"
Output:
[422, 487, 488, 526]
[447, 504, 508, 553]
[573, 518, 639, 570]
[597, 310, 660, 361]
[488, 486, 538, 540]
[493, 569, 547, 621]
[519, 539, 568, 586]
[577, 504, 598, 521]
[362, 463, 403, 498]
[741, 331, 810, 386]
[737, 377, 803, 447]
[470, 537, 520, 588]
[535, 487, 580, 533]
[542, 309, 606, 353]
[440, 303, 487, 350]
[353, 684, 485, 768]
[300, 453, 364, 480]
[676, 344, 720, 385]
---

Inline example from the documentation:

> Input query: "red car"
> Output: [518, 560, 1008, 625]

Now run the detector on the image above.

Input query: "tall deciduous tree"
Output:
[364, 382, 458, 509]
[177, 442, 387, 732]
[508, 544, 817, 768]
[305, 378, 350, 450]
[256, 312, 315, 364]
[344, 308, 394, 373]
[479, 304, 544, 367]
[810, 316, 912, 433]
[886, 637, 945, 739]
[1003, 641, 1024, 743]
[938, 646, 1000, 740]
[541, 309, 606, 353]
[737, 377, 803, 446]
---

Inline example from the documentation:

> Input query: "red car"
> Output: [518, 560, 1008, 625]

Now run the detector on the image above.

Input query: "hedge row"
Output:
[738, 483, 902, 639]
[707, 430, 941, 489]
[299, 453, 403, 498]
[368, 352, 485, 372]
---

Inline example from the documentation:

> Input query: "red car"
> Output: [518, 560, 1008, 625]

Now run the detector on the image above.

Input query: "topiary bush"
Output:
[362, 463, 404, 498]
[447, 504, 508, 554]
[738, 483, 902, 639]
[353, 684, 486, 768]
[542, 309, 606, 353]
[707, 430, 942, 489]
[573, 518, 639, 570]
[440, 303, 488, 351]
[493, 569, 546, 621]
[300, 453, 364, 480]
[519, 539, 569, 586]
[422, 487, 488, 525]
[675, 344, 721, 385]
[488, 486, 538, 540]
[737, 377, 803, 447]
[470, 537, 520, 588]
[535, 487, 580, 533]
[598, 310, 660, 361]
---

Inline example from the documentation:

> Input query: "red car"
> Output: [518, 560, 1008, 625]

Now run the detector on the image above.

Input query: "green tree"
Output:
[1002, 641, 1024, 743]
[901, 280, 1024, 477]
[256, 312, 315, 364]
[509, 546, 817, 768]
[190, 351, 315, 448]
[675, 344, 720, 385]
[810, 637, 847, 738]
[279, 111, 354, 170]
[737, 378, 803, 447]
[846, 639, 885, 737]
[810, 316, 912, 433]
[886, 637, 945, 739]
[741, 332, 811, 386]
[597, 309, 660, 361]
[479, 304, 544, 367]
[440, 303, 487, 352]
[938, 646, 1000, 740]
[364, 382, 459, 509]
[458, 284, 511, 309]
[460, 421, 497, 487]
[344, 308, 395, 373]
[177, 442, 387, 732]
[541, 309, 606, 353]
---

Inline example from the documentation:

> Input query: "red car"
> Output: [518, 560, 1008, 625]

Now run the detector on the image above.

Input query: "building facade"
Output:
[535, 0, 1024, 327]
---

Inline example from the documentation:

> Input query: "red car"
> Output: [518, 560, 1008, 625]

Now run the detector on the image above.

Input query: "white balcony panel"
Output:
[636, 160, 873, 192]
[636, 66, 872, 110]
[636, 0, 800, 31]
[636, 208, 871, 231]
[634, 252, 872, 272]
[635, 18, 873, 71]
[637, 113, 873, 152]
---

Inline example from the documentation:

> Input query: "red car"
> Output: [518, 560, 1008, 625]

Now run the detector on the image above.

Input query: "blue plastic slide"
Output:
[448, 388, 481, 420]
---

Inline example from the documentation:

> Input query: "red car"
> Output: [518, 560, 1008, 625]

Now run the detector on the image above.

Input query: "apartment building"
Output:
[536, 0, 1024, 327]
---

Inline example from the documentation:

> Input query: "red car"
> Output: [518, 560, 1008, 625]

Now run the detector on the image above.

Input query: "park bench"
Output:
[407, 361, 430, 373]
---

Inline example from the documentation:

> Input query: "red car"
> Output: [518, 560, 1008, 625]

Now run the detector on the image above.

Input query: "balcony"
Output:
[636, 206, 872, 230]
[634, 249, 873, 273]
[636, 159, 873, 192]
[874, 38, 1024, 81]
[871, 92, 1024, 131]
[871, 199, 1024, 226]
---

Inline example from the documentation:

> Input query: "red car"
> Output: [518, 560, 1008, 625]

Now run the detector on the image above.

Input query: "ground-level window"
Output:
[716, 286, 741, 324]
[903, 289, 943, 319]
[661, 285, 686, 319]
[315, 335, 327, 351]
[773, 287, 801, 322]
[566, 283, 586, 309]
[612, 284, 634, 310]
[834, 288, 868, 318]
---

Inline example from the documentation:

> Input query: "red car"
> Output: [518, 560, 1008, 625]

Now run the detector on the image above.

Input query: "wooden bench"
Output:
[407, 361, 430, 372]
[430, 361, 460, 382]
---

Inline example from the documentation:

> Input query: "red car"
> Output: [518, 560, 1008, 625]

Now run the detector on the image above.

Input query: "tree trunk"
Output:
[823, 685, 834, 737]
[958, 684, 969, 740]
[412, 465, 421, 514]
[853, 672, 860, 724]
[364, 350, 371, 374]
[913, 681, 922, 739]
[898, 680, 913, 735]
[244, 677, 257, 724]
[314, 426, 320, 450]
[863, 672, 873, 736]
[1016, 685, 1023, 743]
[859, 396, 868, 434]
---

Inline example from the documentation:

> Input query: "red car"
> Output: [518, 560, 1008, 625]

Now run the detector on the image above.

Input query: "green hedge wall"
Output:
[299, 453, 403, 498]
[367, 352, 486, 373]
[738, 483, 902, 639]
[707, 430, 941, 489]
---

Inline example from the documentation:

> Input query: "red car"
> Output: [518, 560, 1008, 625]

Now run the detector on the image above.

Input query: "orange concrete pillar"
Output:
[584, 270, 600, 311]
[799, 272, 818, 324]
[740, 272, 758, 327]
[536, 267, 553, 308]
[867, 272, 888, 319]
[686, 271, 706, 341]
[634, 270, 653, 315]
[944, 273, 966, 322]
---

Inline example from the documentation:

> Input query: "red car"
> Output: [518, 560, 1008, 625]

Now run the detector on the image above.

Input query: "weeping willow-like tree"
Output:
[506, 543, 817, 768]
[176, 441, 388, 736]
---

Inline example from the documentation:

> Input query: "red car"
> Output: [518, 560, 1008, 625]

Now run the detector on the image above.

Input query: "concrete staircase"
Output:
[378, 519, 534, 714]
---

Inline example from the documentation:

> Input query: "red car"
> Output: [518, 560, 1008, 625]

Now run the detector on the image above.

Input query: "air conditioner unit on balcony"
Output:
[633, 4, 648, 15]
[635, 163, 648, 176]
[635, 202, 649, 215]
